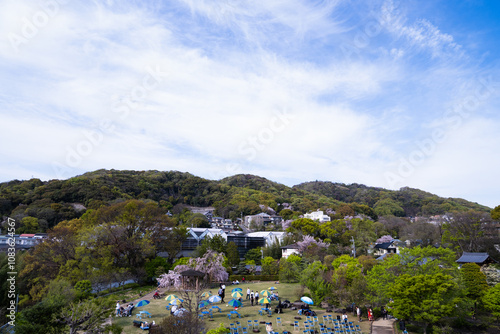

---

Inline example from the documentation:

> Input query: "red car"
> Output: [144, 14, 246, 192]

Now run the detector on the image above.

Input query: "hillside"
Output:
[294, 181, 490, 217]
[0, 169, 491, 232]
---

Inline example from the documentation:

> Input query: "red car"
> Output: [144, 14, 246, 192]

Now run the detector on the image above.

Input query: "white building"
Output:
[245, 231, 286, 247]
[281, 243, 300, 258]
[304, 210, 331, 223]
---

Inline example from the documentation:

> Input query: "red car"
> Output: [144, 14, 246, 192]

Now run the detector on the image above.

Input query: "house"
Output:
[304, 210, 331, 223]
[456, 252, 498, 266]
[281, 243, 300, 258]
[373, 240, 399, 257]
[246, 231, 286, 247]
[244, 213, 282, 227]
[0, 233, 47, 252]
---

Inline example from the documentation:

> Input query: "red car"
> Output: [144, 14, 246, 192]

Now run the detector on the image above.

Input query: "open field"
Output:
[112, 282, 372, 333]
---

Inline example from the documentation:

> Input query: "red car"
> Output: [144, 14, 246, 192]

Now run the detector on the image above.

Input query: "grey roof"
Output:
[180, 269, 205, 277]
[374, 241, 395, 249]
[456, 252, 496, 264]
[281, 243, 299, 249]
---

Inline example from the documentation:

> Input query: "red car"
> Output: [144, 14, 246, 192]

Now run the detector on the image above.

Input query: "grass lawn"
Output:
[112, 282, 371, 333]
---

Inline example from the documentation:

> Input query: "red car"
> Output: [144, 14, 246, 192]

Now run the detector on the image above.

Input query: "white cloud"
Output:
[0, 0, 499, 208]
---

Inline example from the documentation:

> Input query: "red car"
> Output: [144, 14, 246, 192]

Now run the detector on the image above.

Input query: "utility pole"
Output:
[351, 236, 356, 258]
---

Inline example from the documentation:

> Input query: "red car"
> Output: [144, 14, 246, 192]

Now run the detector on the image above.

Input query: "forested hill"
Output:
[0, 169, 491, 232]
[294, 181, 490, 217]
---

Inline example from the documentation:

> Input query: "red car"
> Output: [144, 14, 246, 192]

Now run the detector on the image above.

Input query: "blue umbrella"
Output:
[228, 299, 242, 308]
[208, 295, 221, 303]
[231, 287, 242, 292]
[135, 300, 150, 307]
[301, 296, 314, 305]
[199, 300, 210, 308]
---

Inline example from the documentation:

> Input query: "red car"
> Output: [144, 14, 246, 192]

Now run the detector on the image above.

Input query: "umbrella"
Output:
[135, 300, 150, 308]
[231, 291, 244, 298]
[269, 287, 277, 291]
[260, 290, 271, 297]
[301, 296, 314, 305]
[201, 291, 212, 299]
[258, 297, 271, 304]
[228, 299, 242, 308]
[231, 287, 242, 292]
[165, 294, 179, 302]
[198, 300, 210, 308]
[169, 298, 184, 306]
[208, 295, 221, 303]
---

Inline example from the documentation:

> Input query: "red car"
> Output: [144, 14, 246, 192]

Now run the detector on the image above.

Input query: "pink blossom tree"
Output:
[157, 250, 228, 289]
[376, 235, 394, 244]
[297, 235, 329, 253]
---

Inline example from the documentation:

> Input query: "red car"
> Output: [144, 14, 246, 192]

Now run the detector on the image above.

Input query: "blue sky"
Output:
[1, 0, 499, 208]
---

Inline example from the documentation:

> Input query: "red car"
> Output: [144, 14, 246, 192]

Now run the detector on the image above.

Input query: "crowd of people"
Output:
[115, 302, 134, 317]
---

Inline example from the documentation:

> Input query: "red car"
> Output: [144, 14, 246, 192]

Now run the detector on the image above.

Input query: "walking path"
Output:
[371, 318, 395, 334]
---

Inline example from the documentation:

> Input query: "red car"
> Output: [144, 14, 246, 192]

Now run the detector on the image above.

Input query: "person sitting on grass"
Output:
[140, 321, 149, 329]
[266, 322, 273, 334]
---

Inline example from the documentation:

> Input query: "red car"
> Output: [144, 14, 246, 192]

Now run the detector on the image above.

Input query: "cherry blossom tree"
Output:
[157, 250, 228, 289]
[297, 235, 329, 253]
[281, 219, 292, 230]
[376, 235, 394, 244]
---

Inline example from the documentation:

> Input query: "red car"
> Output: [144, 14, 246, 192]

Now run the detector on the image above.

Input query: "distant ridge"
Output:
[0, 169, 490, 233]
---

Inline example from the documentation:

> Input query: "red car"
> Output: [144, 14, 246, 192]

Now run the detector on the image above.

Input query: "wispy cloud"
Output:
[0, 0, 499, 207]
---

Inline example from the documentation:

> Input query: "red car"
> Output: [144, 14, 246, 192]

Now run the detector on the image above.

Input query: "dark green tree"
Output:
[244, 248, 262, 265]
[226, 242, 240, 267]
[196, 235, 227, 257]
[145, 257, 170, 280]
[262, 238, 283, 259]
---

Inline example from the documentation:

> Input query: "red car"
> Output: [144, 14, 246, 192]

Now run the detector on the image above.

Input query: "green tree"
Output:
[226, 242, 240, 267]
[74, 280, 92, 300]
[300, 261, 331, 304]
[279, 259, 300, 283]
[374, 198, 405, 217]
[491, 205, 500, 221]
[261, 256, 279, 275]
[262, 238, 283, 259]
[366, 246, 458, 304]
[20, 219, 83, 301]
[482, 283, 500, 320]
[145, 257, 170, 280]
[196, 235, 227, 257]
[55, 298, 113, 334]
[329, 255, 363, 306]
[288, 218, 320, 238]
[388, 273, 459, 334]
[19, 216, 40, 233]
[206, 323, 231, 334]
[187, 213, 210, 228]
[461, 263, 489, 301]
[15, 279, 76, 334]
[244, 248, 262, 265]
[172, 257, 190, 269]
[331, 255, 362, 285]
